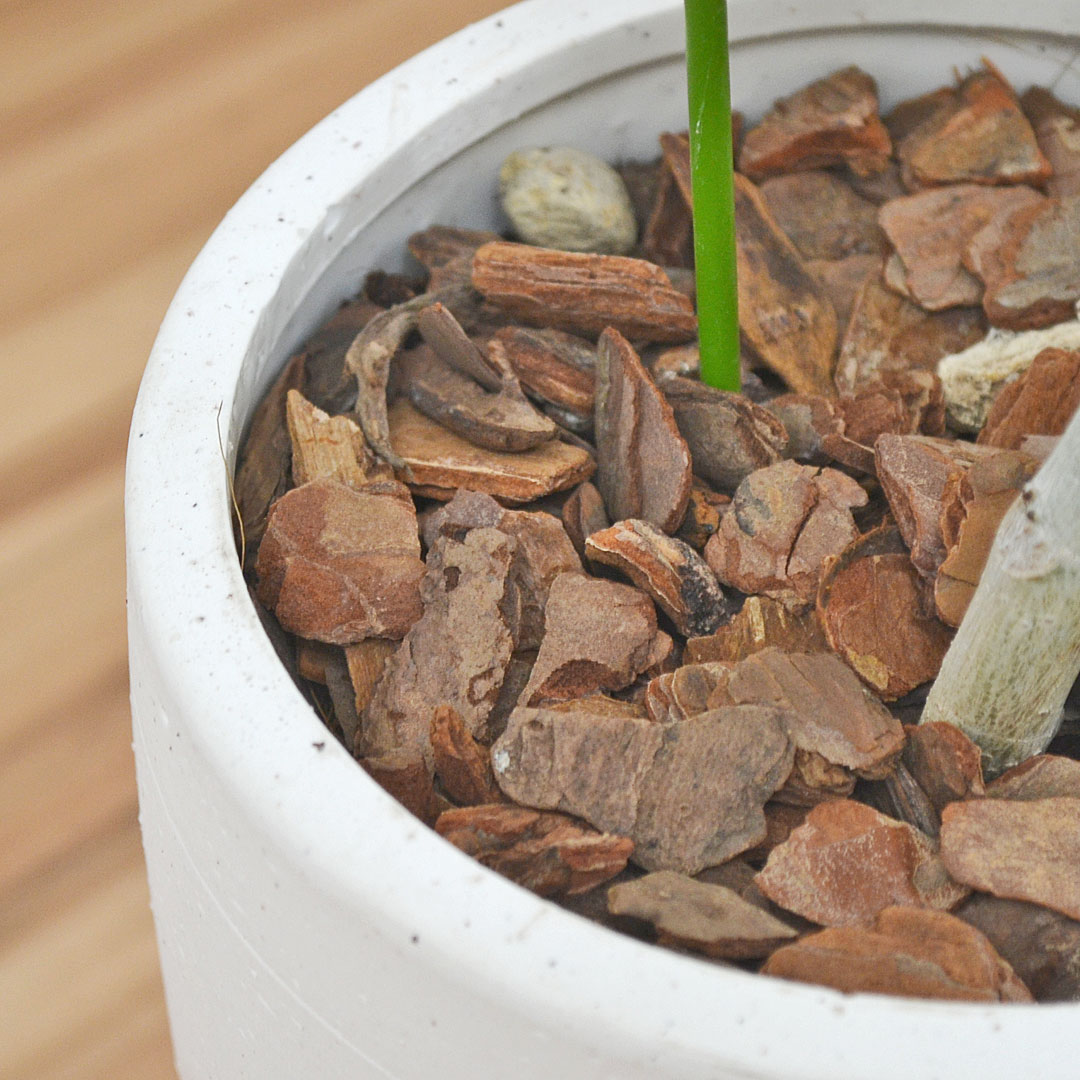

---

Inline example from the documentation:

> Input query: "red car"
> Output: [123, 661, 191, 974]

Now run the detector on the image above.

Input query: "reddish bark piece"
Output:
[407, 224, 503, 274]
[520, 572, 660, 705]
[386, 399, 594, 504]
[897, 66, 1051, 189]
[719, 648, 905, 778]
[979, 347, 1080, 449]
[487, 325, 596, 418]
[642, 133, 695, 269]
[361, 749, 440, 826]
[1021, 86, 1080, 199]
[422, 489, 581, 650]
[822, 383, 916, 473]
[743, 802, 813, 864]
[763, 906, 1033, 1002]
[940, 798, 1080, 921]
[430, 705, 504, 807]
[471, 241, 697, 343]
[902, 722, 985, 815]
[834, 271, 986, 394]
[594, 328, 692, 533]
[674, 485, 730, 552]
[661, 375, 788, 493]
[436, 804, 633, 898]
[704, 460, 866, 605]
[759, 170, 882, 261]
[987, 755, 1080, 801]
[879, 184, 1044, 310]
[607, 870, 798, 960]
[970, 194, 1080, 330]
[358, 527, 515, 766]
[644, 662, 734, 725]
[492, 703, 794, 873]
[874, 433, 999, 577]
[934, 448, 1039, 625]
[685, 595, 828, 665]
[756, 799, 969, 926]
[255, 479, 424, 645]
[956, 893, 1080, 1002]
[734, 174, 838, 396]
[763, 394, 843, 466]
[585, 519, 729, 638]
[738, 66, 892, 179]
[806, 253, 879, 331]
[817, 526, 953, 699]
[561, 481, 611, 560]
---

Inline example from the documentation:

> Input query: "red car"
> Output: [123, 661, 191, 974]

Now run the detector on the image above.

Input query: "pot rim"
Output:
[127, 0, 1080, 1074]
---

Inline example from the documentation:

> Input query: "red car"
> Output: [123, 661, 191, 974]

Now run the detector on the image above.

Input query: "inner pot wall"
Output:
[127, 1, 1080, 1077]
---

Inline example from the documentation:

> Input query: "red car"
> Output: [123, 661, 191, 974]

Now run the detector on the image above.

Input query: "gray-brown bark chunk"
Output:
[607, 871, 798, 960]
[422, 489, 581, 650]
[358, 527, 515, 767]
[255, 478, 425, 645]
[492, 703, 795, 873]
[416, 301, 503, 390]
[594, 328, 692, 533]
[661, 375, 788, 493]
[902, 722, 986, 814]
[585, 519, 729, 638]
[518, 572, 660, 705]
[1022, 86, 1080, 199]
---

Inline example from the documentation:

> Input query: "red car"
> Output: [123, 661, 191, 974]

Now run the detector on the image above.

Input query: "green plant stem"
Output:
[684, 0, 740, 392]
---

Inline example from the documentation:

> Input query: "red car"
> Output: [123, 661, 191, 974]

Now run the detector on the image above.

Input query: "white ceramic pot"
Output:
[127, 1, 1080, 1077]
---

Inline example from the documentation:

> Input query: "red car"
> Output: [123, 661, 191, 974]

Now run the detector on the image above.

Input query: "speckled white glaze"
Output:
[127, 2, 1080, 1077]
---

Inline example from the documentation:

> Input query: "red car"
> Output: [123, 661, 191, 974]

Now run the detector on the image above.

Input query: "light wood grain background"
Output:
[1, 2, 508, 1076]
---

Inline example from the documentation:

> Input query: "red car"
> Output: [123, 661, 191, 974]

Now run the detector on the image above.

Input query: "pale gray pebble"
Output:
[499, 146, 637, 255]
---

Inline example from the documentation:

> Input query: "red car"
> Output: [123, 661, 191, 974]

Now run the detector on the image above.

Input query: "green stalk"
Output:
[684, 0, 740, 392]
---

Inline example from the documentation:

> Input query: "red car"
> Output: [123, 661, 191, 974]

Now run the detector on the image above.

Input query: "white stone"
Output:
[937, 308, 1080, 432]
[499, 145, 637, 254]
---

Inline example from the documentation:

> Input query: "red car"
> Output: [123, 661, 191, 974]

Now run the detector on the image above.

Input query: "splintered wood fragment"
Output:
[834, 271, 987, 394]
[734, 174, 838, 395]
[518, 572, 660, 705]
[234, 352, 304, 563]
[763, 906, 1032, 1002]
[435, 804, 633, 898]
[1021, 86, 1080, 198]
[968, 194, 1080, 330]
[934, 449, 1039, 626]
[386, 399, 594, 504]
[978, 346, 1080, 449]
[685, 595, 828, 664]
[399, 344, 558, 452]
[897, 66, 1051, 189]
[471, 241, 697, 343]
[956, 893, 1080, 1002]
[940, 798, 1080, 921]
[344, 290, 435, 469]
[487, 325, 596, 417]
[738, 66, 892, 179]
[407, 224, 503, 273]
[755, 799, 969, 927]
[431, 705, 504, 806]
[902, 722, 986, 815]
[585, 519, 730, 637]
[285, 389, 389, 489]
[759, 170, 883, 261]
[422, 489, 581, 650]
[344, 638, 397, 717]
[594, 328, 693, 533]
[358, 527, 516, 767]
[492, 703, 794, 873]
[718, 648, 905, 777]
[255, 479, 425, 645]
[704, 460, 867, 606]
[607, 871, 798, 960]
[987, 754, 1080, 801]
[417, 301, 503, 390]
[561, 481, 610, 560]
[879, 184, 1045, 310]
[661, 375, 787, 493]
[817, 525, 953, 699]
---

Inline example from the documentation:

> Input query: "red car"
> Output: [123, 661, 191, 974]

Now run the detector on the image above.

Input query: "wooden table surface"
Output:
[0, 2, 508, 1076]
